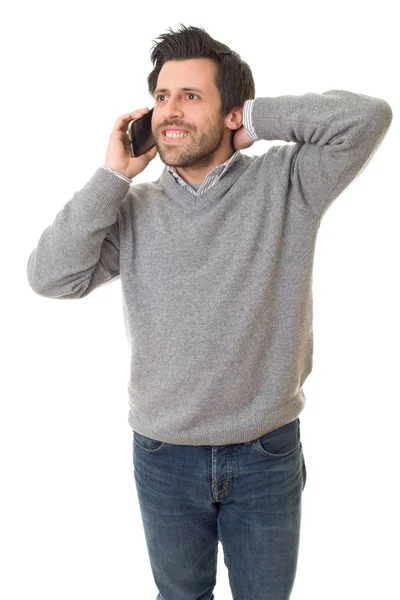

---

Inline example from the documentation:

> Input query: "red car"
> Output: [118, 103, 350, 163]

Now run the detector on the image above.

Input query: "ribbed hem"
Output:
[101, 163, 133, 184]
[127, 391, 306, 446]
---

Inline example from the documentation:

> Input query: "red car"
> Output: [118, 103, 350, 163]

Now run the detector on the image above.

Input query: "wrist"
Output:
[242, 99, 260, 142]
[102, 164, 132, 183]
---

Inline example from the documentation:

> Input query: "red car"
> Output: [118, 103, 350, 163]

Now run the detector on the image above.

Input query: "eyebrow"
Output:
[153, 87, 204, 96]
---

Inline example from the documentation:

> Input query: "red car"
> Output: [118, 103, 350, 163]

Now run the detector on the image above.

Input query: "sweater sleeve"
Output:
[27, 167, 131, 299]
[101, 163, 133, 183]
[248, 90, 392, 218]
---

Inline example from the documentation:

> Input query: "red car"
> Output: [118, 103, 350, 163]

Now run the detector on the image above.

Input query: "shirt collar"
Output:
[166, 150, 242, 195]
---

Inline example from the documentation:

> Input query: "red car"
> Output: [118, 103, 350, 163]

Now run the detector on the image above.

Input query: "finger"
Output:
[114, 108, 150, 129]
[146, 145, 158, 156]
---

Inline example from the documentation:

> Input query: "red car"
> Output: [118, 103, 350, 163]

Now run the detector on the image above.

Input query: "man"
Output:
[27, 23, 392, 600]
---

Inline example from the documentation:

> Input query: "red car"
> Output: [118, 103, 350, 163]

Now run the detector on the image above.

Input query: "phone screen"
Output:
[128, 108, 155, 157]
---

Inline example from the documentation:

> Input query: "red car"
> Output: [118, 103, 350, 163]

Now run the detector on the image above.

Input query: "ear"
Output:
[225, 103, 244, 131]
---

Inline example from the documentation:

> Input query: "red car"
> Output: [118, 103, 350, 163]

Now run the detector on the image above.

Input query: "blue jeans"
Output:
[133, 417, 306, 600]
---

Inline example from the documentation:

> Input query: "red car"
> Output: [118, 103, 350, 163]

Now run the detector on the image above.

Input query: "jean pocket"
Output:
[255, 418, 301, 458]
[133, 431, 166, 453]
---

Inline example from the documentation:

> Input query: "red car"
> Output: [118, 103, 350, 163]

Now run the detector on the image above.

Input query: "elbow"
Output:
[27, 278, 89, 299]
[27, 263, 88, 299]
[27, 274, 49, 297]
[26, 270, 63, 298]
[380, 98, 393, 130]
[371, 97, 393, 134]
[27, 276, 67, 298]
[26, 256, 54, 297]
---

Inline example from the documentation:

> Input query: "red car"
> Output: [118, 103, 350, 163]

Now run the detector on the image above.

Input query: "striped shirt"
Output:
[102, 99, 258, 194]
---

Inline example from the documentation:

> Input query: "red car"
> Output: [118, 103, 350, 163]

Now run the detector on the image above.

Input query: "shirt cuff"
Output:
[242, 99, 260, 142]
[101, 164, 132, 184]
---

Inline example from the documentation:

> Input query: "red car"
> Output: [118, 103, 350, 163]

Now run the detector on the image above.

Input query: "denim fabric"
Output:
[133, 417, 306, 600]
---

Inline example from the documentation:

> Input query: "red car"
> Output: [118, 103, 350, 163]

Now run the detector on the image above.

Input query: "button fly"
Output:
[210, 445, 237, 503]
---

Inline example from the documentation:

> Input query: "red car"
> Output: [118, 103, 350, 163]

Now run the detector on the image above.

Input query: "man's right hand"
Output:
[104, 107, 158, 180]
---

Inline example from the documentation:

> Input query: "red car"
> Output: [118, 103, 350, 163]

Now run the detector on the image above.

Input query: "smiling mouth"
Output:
[162, 131, 190, 143]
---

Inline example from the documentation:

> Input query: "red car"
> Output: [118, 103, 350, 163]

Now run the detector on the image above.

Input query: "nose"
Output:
[163, 97, 184, 120]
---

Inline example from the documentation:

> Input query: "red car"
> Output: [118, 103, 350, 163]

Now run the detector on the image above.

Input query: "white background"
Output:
[2, 1, 398, 599]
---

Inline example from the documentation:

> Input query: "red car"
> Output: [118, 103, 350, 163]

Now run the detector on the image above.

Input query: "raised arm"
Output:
[27, 169, 129, 298]
[238, 90, 393, 218]
[27, 107, 158, 299]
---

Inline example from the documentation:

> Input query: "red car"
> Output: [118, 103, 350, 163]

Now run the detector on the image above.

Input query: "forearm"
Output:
[27, 167, 129, 298]
[241, 90, 392, 218]
[244, 90, 392, 146]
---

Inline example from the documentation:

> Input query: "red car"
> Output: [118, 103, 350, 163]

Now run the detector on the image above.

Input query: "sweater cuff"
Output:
[242, 99, 260, 142]
[102, 164, 132, 184]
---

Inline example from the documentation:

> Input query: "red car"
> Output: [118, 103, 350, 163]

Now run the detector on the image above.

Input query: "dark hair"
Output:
[147, 23, 255, 117]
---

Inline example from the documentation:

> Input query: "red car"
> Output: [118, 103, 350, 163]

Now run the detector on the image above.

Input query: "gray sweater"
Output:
[27, 90, 392, 445]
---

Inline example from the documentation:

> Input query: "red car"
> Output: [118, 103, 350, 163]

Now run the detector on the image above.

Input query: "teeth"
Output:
[165, 131, 189, 139]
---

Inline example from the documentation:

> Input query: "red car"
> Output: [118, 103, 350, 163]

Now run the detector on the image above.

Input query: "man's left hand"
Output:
[233, 126, 255, 150]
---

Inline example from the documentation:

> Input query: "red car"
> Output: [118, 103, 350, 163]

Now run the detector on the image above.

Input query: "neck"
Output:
[173, 148, 236, 185]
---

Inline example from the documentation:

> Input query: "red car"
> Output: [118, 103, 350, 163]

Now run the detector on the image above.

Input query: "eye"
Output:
[155, 93, 199, 102]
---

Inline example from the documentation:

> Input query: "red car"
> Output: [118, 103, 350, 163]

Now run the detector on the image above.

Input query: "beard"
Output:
[154, 119, 226, 168]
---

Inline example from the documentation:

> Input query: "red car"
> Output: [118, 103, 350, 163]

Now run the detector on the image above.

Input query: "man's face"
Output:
[151, 58, 229, 169]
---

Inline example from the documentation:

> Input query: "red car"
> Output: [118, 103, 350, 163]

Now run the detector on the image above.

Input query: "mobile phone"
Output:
[126, 108, 155, 157]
